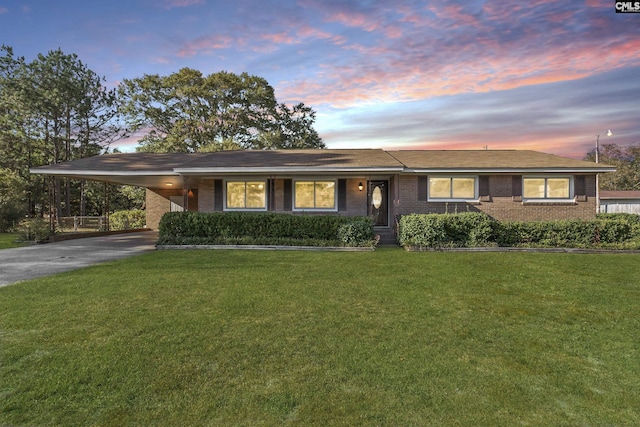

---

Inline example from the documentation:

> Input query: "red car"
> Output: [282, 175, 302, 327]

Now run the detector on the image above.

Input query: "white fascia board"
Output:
[173, 167, 405, 174]
[30, 168, 180, 176]
[405, 167, 617, 173]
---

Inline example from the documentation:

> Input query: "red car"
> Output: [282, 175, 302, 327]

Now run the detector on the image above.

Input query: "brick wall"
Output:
[145, 189, 172, 230]
[198, 179, 215, 213]
[145, 174, 598, 230]
[396, 174, 598, 221]
[145, 188, 199, 229]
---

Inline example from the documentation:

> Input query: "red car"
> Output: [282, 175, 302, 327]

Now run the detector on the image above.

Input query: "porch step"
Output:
[374, 228, 398, 246]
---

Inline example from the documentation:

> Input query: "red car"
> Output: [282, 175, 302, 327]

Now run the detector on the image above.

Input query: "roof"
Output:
[175, 149, 405, 173]
[600, 191, 640, 200]
[388, 150, 615, 172]
[30, 149, 615, 189]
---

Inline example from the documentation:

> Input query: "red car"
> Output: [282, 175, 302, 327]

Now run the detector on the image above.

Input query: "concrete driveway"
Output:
[0, 231, 158, 287]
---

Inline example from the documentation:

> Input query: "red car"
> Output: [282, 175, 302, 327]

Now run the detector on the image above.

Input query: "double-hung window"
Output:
[428, 177, 477, 200]
[225, 180, 266, 210]
[294, 180, 336, 210]
[523, 177, 570, 200]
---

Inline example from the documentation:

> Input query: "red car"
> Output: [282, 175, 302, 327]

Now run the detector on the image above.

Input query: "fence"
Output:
[599, 204, 640, 214]
[58, 216, 109, 233]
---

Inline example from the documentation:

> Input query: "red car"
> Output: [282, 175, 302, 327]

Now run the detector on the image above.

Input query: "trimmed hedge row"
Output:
[399, 212, 640, 249]
[398, 212, 494, 248]
[158, 211, 377, 247]
[110, 210, 146, 231]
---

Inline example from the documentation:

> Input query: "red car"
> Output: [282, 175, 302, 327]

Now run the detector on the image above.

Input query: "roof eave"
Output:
[174, 167, 405, 174]
[30, 168, 180, 176]
[404, 167, 617, 173]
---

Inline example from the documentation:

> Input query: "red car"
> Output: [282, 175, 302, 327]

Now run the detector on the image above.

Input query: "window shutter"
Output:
[214, 179, 223, 211]
[512, 175, 522, 201]
[574, 175, 585, 196]
[338, 179, 347, 211]
[479, 176, 490, 196]
[267, 179, 275, 211]
[512, 176, 522, 196]
[418, 176, 428, 201]
[283, 179, 292, 211]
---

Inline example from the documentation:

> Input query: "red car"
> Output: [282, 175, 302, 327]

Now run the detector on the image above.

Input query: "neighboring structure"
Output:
[599, 191, 640, 214]
[31, 149, 615, 240]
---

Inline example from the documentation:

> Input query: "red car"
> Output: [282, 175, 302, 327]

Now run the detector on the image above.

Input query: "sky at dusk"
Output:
[1, 0, 639, 158]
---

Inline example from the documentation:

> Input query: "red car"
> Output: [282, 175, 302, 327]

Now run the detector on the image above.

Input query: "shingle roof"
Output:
[31, 153, 196, 173]
[388, 150, 613, 171]
[30, 149, 614, 187]
[176, 149, 404, 171]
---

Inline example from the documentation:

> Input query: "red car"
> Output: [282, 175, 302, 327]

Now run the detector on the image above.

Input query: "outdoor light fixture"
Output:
[358, 182, 364, 191]
[595, 130, 613, 164]
[165, 182, 173, 186]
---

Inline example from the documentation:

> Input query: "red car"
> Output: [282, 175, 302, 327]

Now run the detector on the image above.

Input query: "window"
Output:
[523, 177, 570, 199]
[225, 181, 266, 210]
[428, 177, 476, 200]
[294, 180, 336, 210]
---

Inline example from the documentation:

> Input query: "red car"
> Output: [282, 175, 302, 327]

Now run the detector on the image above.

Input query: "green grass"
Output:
[1, 249, 639, 426]
[0, 233, 26, 249]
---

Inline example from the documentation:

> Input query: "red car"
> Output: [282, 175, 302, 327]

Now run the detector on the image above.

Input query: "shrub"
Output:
[110, 210, 146, 231]
[337, 217, 376, 247]
[17, 217, 52, 243]
[398, 212, 494, 248]
[400, 213, 640, 250]
[158, 212, 376, 247]
[494, 217, 640, 249]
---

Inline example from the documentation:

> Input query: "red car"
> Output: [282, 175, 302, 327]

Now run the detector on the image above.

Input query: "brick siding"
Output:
[396, 175, 597, 221]
[145, 174, 599, 230]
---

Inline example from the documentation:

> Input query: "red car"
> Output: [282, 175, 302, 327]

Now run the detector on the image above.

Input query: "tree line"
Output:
[1, 46, 638, 232]
[0, 46, 324, 231]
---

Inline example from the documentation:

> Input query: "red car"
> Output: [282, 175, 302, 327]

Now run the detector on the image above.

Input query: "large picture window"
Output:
[294, 180, 336, 210]
[523, 177, 570, 199]
[226, 181, 266, 210]
[429, 177, 476, 200]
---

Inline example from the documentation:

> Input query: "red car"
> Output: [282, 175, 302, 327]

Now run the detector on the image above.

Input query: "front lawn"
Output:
[0, 233, 26, 249]
[1, 250, 638, 426]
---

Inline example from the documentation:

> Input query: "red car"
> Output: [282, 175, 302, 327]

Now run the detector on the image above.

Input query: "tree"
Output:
[585, 142, 640, 190]
[117, 68, 324, 152]
[0, 46, 124, 223]
[0, 167, 27, 231]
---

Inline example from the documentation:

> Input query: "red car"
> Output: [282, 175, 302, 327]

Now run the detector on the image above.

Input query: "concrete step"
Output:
[375, 228, 398, 246]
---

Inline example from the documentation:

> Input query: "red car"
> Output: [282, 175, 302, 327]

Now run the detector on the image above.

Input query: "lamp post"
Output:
[595, 129, 612, 164]
[595, 130, 612, 214]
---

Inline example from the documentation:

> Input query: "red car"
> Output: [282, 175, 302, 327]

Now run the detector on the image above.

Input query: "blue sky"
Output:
[1, 0, 639, 158]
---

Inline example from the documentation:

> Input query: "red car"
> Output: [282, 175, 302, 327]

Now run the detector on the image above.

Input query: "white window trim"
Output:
[522, 175, 573, 202]
[224, 179, 268, 211]
[427, 175, 479, 202]
[292, 179, 338, 212]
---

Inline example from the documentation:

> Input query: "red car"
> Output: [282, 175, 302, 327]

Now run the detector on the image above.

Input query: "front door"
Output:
[369, 180, 388, 226]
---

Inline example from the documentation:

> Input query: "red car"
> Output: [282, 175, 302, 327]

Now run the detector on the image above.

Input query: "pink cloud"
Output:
[177, 34, 233, 57]
[0, 7, 8, 14]
[163, 0, 205, 10]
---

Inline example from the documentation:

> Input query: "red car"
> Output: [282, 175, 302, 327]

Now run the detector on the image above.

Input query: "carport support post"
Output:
[183, 176, 189, 212]
[104, 182, 110, 231]
[48, 175, 56, 234]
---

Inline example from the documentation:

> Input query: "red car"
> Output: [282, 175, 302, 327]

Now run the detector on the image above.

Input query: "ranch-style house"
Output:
[31, 149, 615, 241]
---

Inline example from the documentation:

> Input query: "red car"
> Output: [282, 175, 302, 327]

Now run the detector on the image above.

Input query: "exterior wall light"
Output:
[358, 182, 364, 191]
